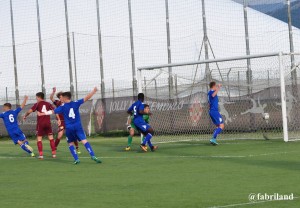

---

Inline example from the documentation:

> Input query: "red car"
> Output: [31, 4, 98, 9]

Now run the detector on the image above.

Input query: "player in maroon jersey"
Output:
[50, 87, 80, 153]
[23, 92, 59, 159]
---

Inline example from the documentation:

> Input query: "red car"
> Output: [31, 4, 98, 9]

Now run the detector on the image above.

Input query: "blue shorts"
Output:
[9, 129, 26, 145]
[134, 120, 151, 133]
[65, 124, 86, 143]
[209, 111, 224, 126]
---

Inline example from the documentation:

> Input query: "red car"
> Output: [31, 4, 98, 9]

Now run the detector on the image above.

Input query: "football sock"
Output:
[127, 136, 133, 146]
[20, 144, 32, 154]
[49, 139, 56, 153]
[74, 140, 79, 149]
[147, 139, 153, 149]
[37, 141, 43, 156]
[213, 127, 223, 139]
[142, 133, 152, 146]
[55, 138, 60, 148]
[84, 142, 95, 157]
[69, 145, 78, 160]
[24, 141, 29, 145]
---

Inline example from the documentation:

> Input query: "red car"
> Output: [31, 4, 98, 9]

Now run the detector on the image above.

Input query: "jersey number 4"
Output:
[69, 108, 75, 119]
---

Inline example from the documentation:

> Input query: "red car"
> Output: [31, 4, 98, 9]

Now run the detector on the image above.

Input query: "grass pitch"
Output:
[0, 137, 299, 208]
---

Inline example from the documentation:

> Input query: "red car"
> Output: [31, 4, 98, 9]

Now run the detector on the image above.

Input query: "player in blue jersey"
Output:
[208, 82, 225, 145]
[37, 87, 101, 164]
[0, 96, 35, 157]
[127, 93, 158, 152]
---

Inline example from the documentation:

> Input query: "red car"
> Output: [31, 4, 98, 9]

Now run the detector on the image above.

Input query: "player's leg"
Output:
[36, 135, 44, 159]
[80, 139, 101, 163]
[55, 127, 64, 149]
[125, 127, 135, 151]
[209, 112, 224, 145]
[65, 128, 80, 164]
[48, 134, 56, 158]
[74, 140, 81, 154]
[139, 124, 157, 152]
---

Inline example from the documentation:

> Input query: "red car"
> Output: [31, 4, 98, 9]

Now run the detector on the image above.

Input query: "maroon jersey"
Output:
[31, 101, 54, 127]
[53, 100, 64, 121]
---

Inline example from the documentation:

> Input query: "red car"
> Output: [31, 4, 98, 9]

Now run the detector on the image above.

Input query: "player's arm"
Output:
[20, 95, 28, 109]
[50, 87, 56, 102]
[23, 109, 33, 120]
[212, 84, 222, 97]
[56, 114, 61, 126]
[84, 87, 98, 102]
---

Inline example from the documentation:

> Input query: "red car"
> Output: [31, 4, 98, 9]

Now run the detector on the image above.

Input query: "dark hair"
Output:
[138, 93, 144, 101]
[3, 103, 12, 109]
[56, 91, 63, 99]
[144, 104, 149, 108]
[36, 92, 45, 99]
[62, 91, 72, 100]
[209, 81, 216, 89]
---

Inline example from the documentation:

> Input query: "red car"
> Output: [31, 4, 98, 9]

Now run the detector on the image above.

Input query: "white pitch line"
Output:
[0, 151, 296, 160]
[208, 197, 299, 208]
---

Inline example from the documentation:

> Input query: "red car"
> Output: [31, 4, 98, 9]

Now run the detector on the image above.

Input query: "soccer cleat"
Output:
[25, 144, 33, 152]
[150, 146, 158, 152]
[125, 146, 131, 151]
[30, 153, 35, 157]
[38, 155, 44, 160]
[52, 154, 57, 158]
[73, 159, 80, 165]
[76, 148, 81, 154]
[210, 138, 218, 146]
[140, 144, 147, 152]
[91, 156, 102, 163]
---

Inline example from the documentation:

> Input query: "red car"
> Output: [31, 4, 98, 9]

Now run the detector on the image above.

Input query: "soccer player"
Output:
[0, 96, 35, 157]
[38, 87, 101, 164]
[127, 93, 157, 152]
[208, 82, 225, 145]
[23, 92, 59, 159]
[125, 104, 150, 151]
[50, 87, 80, 153]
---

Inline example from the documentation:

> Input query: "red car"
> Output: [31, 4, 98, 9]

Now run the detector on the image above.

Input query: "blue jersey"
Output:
[54, 99, 84, 128]
[0, 108, 22, 132]
[128, 100, 144, 123]
[208, 90, 219, 111]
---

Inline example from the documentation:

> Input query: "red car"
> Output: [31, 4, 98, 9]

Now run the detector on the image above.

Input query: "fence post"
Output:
[10, 0, 19, 106]
[64, 0, 75, 99]
[36, 0, 46, 95]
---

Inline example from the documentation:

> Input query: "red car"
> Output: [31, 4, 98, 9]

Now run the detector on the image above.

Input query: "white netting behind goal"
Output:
[138, 53, 300, 142]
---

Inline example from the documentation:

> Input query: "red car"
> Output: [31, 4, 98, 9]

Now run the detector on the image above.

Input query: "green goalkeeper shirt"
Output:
[131, 114, 150, 124]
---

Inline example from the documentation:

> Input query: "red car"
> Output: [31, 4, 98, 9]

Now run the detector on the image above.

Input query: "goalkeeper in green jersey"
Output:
[125, 104, 150, 151]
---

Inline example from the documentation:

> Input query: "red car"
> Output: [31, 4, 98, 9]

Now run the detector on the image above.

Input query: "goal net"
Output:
[137, 52, 300, 143]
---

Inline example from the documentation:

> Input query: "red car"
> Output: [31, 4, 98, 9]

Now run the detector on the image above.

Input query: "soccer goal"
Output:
[137, 52, 300, 143]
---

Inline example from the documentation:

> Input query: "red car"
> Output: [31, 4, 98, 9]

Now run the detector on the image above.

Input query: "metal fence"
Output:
[0, 0, 299, 105]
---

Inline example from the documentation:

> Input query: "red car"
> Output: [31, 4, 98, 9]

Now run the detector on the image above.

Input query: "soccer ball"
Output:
[262, 113, 270, 120]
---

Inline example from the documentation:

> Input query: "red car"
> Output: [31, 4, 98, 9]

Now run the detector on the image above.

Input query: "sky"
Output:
[0, 0, 299, 101]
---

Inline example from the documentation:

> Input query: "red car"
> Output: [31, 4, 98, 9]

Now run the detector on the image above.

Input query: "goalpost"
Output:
[137, 52, 300, 143]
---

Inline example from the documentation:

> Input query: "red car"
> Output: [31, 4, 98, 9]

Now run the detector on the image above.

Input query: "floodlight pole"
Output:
[10, 0, 19, 106]
[201, 0, 211, 83]
[287, 0, 297, 97]
[128, 0, 137, 97]
[36, 0, 46, 95]
[165, 0, 173, 99]
[64, 0, 75, 100]
[72, 32, 78, 100]
[243, 0, 252, 95]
